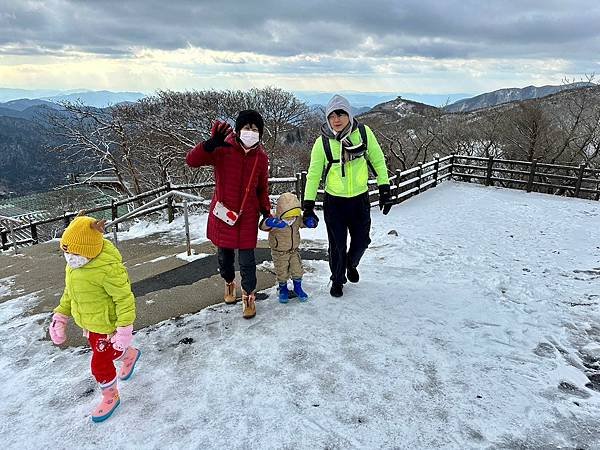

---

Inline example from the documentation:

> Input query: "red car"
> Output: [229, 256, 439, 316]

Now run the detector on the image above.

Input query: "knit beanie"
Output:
[59, 216, 104, 259]
[325, 94, 354, 135]
[235, 109, 264, 137]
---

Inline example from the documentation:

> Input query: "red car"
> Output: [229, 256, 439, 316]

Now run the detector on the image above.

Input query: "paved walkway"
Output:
[0, 234, 327, 347]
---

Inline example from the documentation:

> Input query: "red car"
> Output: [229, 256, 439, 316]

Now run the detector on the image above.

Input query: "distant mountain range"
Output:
[296, 91, 472, 108]
[0, 88, 145, 107]
[0, 88, 68, 103]
[1, 83, 597, 197]
[43, 90, 145, 107]
[443, 82, 595, 113]
[1, 84, 594, 112]
[0, 99, 61, 121]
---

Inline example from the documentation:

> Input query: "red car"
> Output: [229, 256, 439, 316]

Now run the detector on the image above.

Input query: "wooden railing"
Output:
[452, 156, 600, 200]
[0, 176, 302, 251]
[1, 154, 597, 251]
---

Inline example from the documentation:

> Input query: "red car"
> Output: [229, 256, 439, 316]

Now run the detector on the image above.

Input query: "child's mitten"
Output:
[110, 325, 133, 351]
[49, 313, 69, 345]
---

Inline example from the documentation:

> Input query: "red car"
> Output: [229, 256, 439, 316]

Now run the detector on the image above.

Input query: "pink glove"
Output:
[49, 313, 69, 345]
[110, 325, 133, 352]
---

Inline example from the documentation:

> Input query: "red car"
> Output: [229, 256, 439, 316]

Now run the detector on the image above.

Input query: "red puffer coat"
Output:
[186, 133, 271, 249]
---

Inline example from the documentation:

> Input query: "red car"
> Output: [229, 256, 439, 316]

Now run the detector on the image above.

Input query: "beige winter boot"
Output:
[224, 281, 237, 304]
[241, 290, 256, 319]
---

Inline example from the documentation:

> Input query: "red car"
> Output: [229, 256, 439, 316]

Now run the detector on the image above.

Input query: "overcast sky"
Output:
[0, 0, 598, 95]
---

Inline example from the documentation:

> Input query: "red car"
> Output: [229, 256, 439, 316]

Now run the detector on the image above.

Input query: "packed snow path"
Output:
[1, 181, 599, 449]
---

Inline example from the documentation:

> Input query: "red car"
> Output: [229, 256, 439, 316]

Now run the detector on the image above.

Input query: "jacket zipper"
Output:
[288, 226, 294, 252]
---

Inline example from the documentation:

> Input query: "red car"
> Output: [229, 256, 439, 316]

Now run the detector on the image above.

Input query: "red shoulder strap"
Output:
[239, 153, 260, 213]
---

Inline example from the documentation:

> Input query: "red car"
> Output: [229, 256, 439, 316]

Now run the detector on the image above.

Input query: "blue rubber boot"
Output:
[293, 279, 309, 302]
[278, 282, 289, 303]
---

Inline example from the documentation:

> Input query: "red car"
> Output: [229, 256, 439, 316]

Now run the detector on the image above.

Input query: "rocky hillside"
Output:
[357, 83, 600, 173]
[0, 113, 66, 196]
[360, 84, 600, 126]
[358, 96, 439, 123]
[443, 82, 595, 113]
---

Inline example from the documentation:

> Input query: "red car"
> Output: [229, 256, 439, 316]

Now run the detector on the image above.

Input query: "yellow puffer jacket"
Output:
[54, 239, 136, 334]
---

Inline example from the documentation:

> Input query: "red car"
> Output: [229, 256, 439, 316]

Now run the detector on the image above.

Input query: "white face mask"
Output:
[239, 130, 260, 148]
[64, 253, 90, 269]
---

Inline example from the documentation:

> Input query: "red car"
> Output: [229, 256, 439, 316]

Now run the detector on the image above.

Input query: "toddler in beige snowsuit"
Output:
[260, 192, 309, 303]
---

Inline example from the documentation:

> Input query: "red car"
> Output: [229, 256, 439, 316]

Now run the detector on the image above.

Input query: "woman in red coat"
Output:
[186, 110, 271, 319]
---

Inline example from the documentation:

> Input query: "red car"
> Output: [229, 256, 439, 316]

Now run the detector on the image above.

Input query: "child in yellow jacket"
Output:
[48, 216, 140, 423]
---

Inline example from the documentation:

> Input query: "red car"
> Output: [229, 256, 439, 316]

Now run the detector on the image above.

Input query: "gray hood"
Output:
[325, 95, 353, 134]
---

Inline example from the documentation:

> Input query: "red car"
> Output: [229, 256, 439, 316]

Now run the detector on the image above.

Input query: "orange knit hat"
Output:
[59, 216, 104, 259]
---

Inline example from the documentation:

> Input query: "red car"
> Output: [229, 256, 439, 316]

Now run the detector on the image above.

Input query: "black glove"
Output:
[378, 184, 393, 215]
[302, 200, 319, 228]
[204, 120, 232, 152]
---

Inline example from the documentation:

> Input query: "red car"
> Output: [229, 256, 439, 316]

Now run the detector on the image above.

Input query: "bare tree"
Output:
[44, 101, 141, 196]
[549, 77, 600, 166]
[46, 88, 316, 196]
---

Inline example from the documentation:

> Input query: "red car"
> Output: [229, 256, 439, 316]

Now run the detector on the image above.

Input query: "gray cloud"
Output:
[0, 0, 599, 61]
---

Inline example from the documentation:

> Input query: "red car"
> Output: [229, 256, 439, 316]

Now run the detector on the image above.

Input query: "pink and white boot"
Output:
[119, 347, 141, 381]
[91, 380, 120, 423]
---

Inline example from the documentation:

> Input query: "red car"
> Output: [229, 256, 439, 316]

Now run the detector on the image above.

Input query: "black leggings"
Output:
[323, 192, 372, 284]
[217, 248, 257, 293]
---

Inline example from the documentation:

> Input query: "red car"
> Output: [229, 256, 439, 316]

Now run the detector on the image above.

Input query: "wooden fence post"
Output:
[433, 157, 440, 187]
[0, 229, 7, 250]
[574, 163, 586, 198]
[63, 214, 72, 229]
[395, 168, 402, 202]
[183, 199, 191, 256]
[8, 221, 17, 255]
[300, 171, 307, 202]
[165, 181, 175, 223]
[416, 164, 423, 194]
[449, 155, 454, 180]
[30, 221, 38, 244]
[294, 173, 302, 198]
[485, 156, 494, 186]
[526, 159, 538, 192]
[111, 199, 119, 232]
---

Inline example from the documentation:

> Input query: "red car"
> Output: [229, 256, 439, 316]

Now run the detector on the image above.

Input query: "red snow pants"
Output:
[88, 332, 124, 385]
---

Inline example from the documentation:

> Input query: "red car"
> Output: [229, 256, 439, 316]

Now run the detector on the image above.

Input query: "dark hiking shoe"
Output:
[330, 283, 343, 297]
[347, 266, 359, 283]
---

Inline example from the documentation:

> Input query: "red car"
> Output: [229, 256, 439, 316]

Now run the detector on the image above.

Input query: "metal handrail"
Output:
[106, 190, 205, 255]
[0, 215, 22, 254]
[0, 215, 21, 223]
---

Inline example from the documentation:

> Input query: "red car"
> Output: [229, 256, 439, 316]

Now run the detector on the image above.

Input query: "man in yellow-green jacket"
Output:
[302, 94, 393, 297]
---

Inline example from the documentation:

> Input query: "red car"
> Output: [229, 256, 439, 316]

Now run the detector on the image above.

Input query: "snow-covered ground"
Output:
[1, 181, 600, 449]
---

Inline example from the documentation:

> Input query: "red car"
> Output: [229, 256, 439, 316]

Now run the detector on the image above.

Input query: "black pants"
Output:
[217, 248, 257, 293]
[323, 192, 372, 284]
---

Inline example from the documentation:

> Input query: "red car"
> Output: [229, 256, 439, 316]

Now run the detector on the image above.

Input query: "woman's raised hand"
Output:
[204, 120, 233, 152]
[210, 120, 233, 145]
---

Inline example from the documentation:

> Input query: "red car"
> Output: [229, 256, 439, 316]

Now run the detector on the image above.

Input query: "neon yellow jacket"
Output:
[54, 239, 136, 334]
[304, 124, 390, 200]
